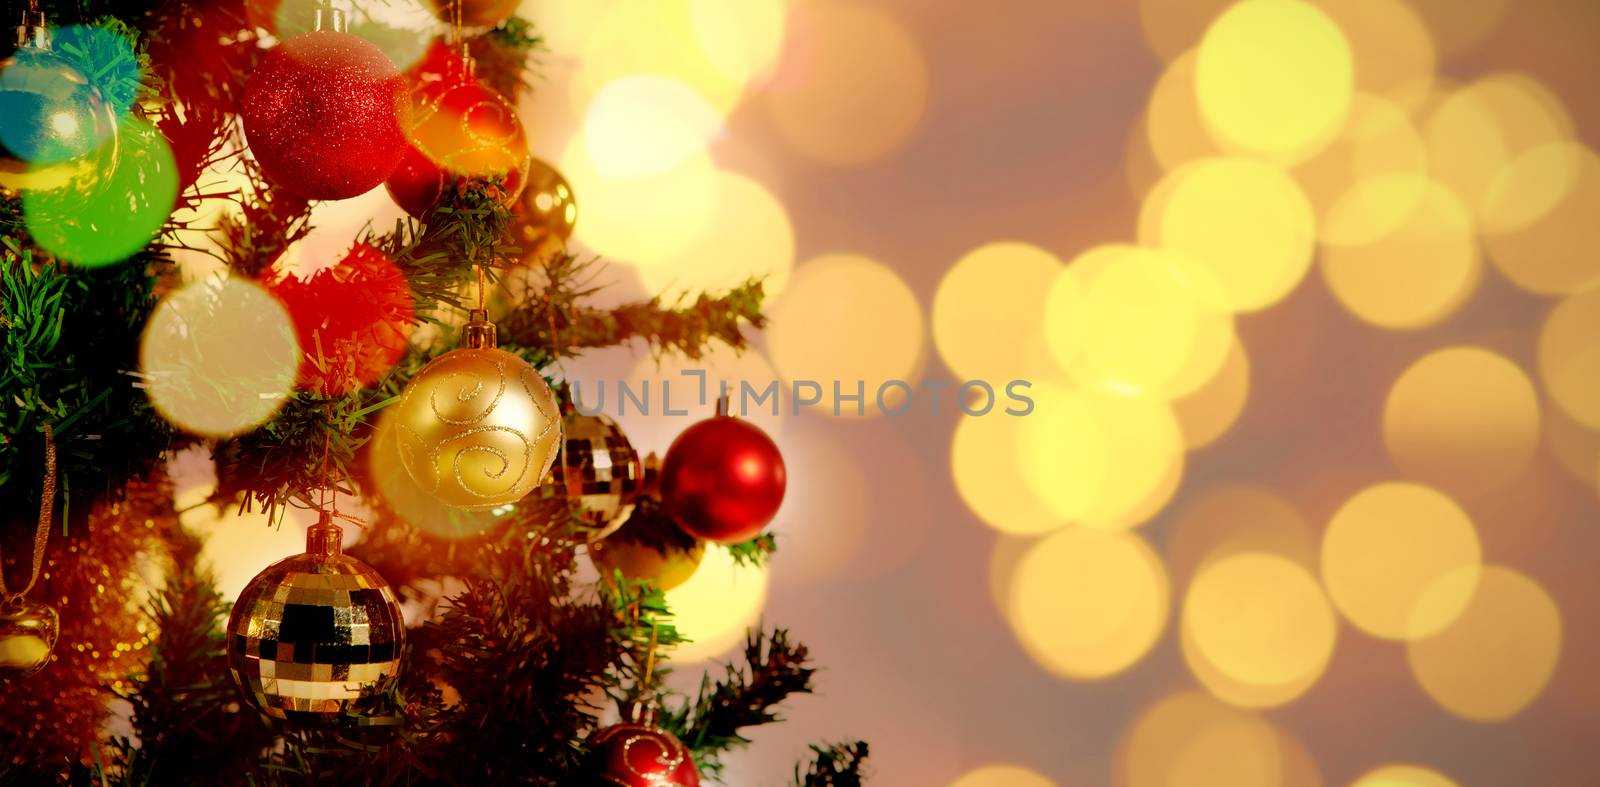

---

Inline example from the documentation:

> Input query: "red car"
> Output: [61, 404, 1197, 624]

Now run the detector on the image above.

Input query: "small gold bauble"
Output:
[393, 313, 562, 509]
[0, 598, 59, 678]
[590, 538, 705, 592]
[551, 409, 643, 540]
[520, 157, 577, 246]
[226, 518, 404, 723]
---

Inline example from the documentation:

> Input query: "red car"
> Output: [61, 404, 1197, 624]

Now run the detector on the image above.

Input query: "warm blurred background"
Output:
[186, 0, 1600, 784]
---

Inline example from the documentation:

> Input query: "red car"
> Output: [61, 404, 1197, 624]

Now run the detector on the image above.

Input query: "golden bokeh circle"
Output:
[561, 133, 718, 267]
[664, 544, 770, 664]
[1295, 94, 1429, 246]
[1406, 565, 1563, 721]
[1183, 553, 1338, 707]
[1194, 0, 1353, 161]
[1006, 528, 1169, 680]
[763, 2, 929, 166]
[1172, 336, 1251, 450]
[1115, 691, 1285, 787]
[1322, 482, 1482, 640]
[634, 170, 796, 301]
[1018, 385, 1185, 528]
[1136, 0, 1234, 61]
[1349, 764, 1460, 787]
[1538, 286, 1600, 430]
[766, 253, 924, 417]
[933, 242, 1063, 383]
[1147, 157, 1318, 312]
[1145, 50, 1217, 174]
[1383, 347, 1541, 492]
[1320, 177, 1481, 330]
[1315, 0, 1436, 109]
[1482, 142, 1600, 295]
[139, 277, 300, 439]
[1166, 484, 1315, 586]
[1424, 73, 1575, 226]
[570, 0, 766, 115]
[954, 412, 1061, 536]
[950, 764, 1056, 787]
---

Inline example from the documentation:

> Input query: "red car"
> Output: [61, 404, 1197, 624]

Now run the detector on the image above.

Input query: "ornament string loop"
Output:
[1, 424, 56, 607]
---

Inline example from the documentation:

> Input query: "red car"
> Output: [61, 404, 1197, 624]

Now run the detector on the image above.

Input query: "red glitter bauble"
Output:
[659, 416, 786, 544]
[586, 723, 700, 786]
[265, 243, 414, 396]
[242, 31, 410, 200]
[386, 78, 529, 218]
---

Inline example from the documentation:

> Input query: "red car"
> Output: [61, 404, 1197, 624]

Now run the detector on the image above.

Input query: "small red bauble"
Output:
[386, 78, 529, 218]
[659, 416, 786, 544]
[586, 722, 700, 786]
[265, 242, 414, 396]
[242, 31, 411, 200]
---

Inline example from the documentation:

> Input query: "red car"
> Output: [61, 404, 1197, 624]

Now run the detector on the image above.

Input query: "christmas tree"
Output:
[0, 0, 865, 783]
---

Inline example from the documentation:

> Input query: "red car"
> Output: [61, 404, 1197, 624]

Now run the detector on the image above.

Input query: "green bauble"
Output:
[0, 44, 119, 196]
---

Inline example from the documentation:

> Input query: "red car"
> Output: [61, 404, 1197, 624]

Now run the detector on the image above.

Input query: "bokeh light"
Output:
[1315, 0, 1436, 109]
[1403, 0, 1507, 55]
[1115, 692, 1285, 787]
[766, 431, 870, 584]
[139, 276, 300, 439]
[581, 75, 724, 180]
[1018, 384, 1184, 528]
[688, 0, 788, 86]
[1183, 553, 1337, 707]
[1137, 0, 1233, 61]
[570, 0, 775, 115]
[766, 254, 924, 417]
[1545, 401, 1600, 491]
[953, 411, 1061, 536]
[1194, 0, 1353, 161]
[763, 1, 929, 166]
[1047, 245, 1230, 397]
[1538, 286, 1600, 430]
[1166, 484, 1315, 586]
[1005, 528, 1169, 680]
[561, 130, 718, 266]
[24, 117, 179, 267]
[1320, 176, 1481, 330]
[1296, 94, 1428, 247]
[1424, 73, 1574, 227]
[178, 487, 316, 603]
[949, 764, 1056, 787]
[1144, 51, 1216, 174]
[634, 171, 795, 302]
[934, 242, 1062, 383]
[1146, 157, 1317, 312]
[1172, 337, 1251, 450]
[1349, 764, 1460, 787]
[1321, 483, 1481, 640]
[1481, 142, 1600, 295]
[1383, 347, 1540, 493]
[516, 0, 615, 57]
[1407, 565, 1562, 721]
[664, 543, 770, 664]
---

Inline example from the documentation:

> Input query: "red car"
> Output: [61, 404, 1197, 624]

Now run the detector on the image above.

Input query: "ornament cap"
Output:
[622, 699, 659, 727]
[461, 309, 498, 349]
[314, 5, 348, 33]
[306, 512, 344, 558]
[15, 8, 48, 49]
[641, 451, 662, 495]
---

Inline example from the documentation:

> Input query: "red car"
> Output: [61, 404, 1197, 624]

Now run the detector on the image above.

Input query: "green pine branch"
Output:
[664, 629, 818, 778]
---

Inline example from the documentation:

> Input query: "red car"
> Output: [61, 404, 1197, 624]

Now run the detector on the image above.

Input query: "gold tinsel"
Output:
[0, 470, 174, 769]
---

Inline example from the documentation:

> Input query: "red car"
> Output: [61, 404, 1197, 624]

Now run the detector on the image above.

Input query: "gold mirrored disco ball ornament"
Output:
[393, 309, 562, 509]
[551, 407, 643, 540]
[0, 13, 119, 198]
[226, 513, 404, 724]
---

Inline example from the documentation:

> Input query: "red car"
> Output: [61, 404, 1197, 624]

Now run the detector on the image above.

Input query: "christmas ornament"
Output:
[520, 157, 578, 247]
[590, 534, 705, 592]
[266, 242, 414, 396]
[553, 407, 644, 540]
[0, 424, 59, 679]
[227, 512, 404, 723]
[392, 308, 562, 509]
[659, 410, 786, 544]
[364, 406, 511, 540]
[241, 10, 410, 200]
[0, 10, 119, 197]
[585, 703, 701, 786]
[425, 0, 522, 29]
[386, 75, 529, 218]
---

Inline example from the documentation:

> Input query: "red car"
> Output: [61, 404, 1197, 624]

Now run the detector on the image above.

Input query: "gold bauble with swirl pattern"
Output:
[393, 314, 562, 509]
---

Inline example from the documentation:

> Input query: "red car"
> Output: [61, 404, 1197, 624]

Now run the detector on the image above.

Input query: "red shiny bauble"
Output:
[265, 243, 414, 396]
[242, 31, 411, 200]
[586, 723, 700, 786]
[386, 78, 529, 218]
[659, 416, 786, 544]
